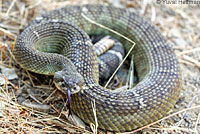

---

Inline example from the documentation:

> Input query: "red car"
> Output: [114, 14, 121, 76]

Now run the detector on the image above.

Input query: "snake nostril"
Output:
[68, 80, 74, 87]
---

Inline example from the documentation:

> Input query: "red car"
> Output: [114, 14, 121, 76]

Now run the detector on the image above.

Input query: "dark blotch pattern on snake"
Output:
[13, 5, 181, 132]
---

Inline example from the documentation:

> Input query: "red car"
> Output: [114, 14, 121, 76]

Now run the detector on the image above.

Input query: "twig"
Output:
[6, 0, 17, 15]
[2, 73, 18, 90]
[140, 0, 149, 15]
[177, 47, 200, 56]
[127, 55, 134, 88]
[42, 89, 58, 103]
[176, 94, 199, 126]
[180, 55, 200, 68]
[105, 43, 135, 88]
[0, 27, 17, 40]
[25, 70, 35, 87]
[179, 59, 194, 66]
[81, 13, 136, 45]
[9, 40, 16, 68]
[90, 99, 98, 134]
[194, 112, 200, 134]
[27, 0, 42, 9]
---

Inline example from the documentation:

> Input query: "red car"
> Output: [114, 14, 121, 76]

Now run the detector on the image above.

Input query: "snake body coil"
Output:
[14, 5, 181, 132]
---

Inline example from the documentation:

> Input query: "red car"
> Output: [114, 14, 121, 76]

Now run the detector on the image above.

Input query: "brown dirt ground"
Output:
[0, 0, 200, 134]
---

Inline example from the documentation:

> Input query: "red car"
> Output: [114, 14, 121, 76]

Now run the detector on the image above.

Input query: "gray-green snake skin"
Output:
[13, 5, 181, 132]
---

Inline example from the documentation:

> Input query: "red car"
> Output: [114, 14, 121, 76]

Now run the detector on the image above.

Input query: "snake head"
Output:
[54, 69, 84, 94]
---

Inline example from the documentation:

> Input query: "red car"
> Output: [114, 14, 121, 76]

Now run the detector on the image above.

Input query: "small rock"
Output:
[0, 67, 18, 85]
[173, 38, 187, 46]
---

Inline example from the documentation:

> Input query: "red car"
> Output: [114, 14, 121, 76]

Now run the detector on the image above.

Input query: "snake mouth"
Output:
[54, 81, 83, 116]
[54, 80, 82, 116]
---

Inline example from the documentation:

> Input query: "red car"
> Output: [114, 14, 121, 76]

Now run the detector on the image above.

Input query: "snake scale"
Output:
[13, 5, 181, 132]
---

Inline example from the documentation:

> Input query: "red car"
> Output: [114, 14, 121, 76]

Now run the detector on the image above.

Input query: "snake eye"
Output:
[58, 82, 63, 88]
[69, 84, 81, 94]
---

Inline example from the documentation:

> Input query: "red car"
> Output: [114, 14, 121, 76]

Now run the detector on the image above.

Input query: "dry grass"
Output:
[0, 0, 200, 133]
